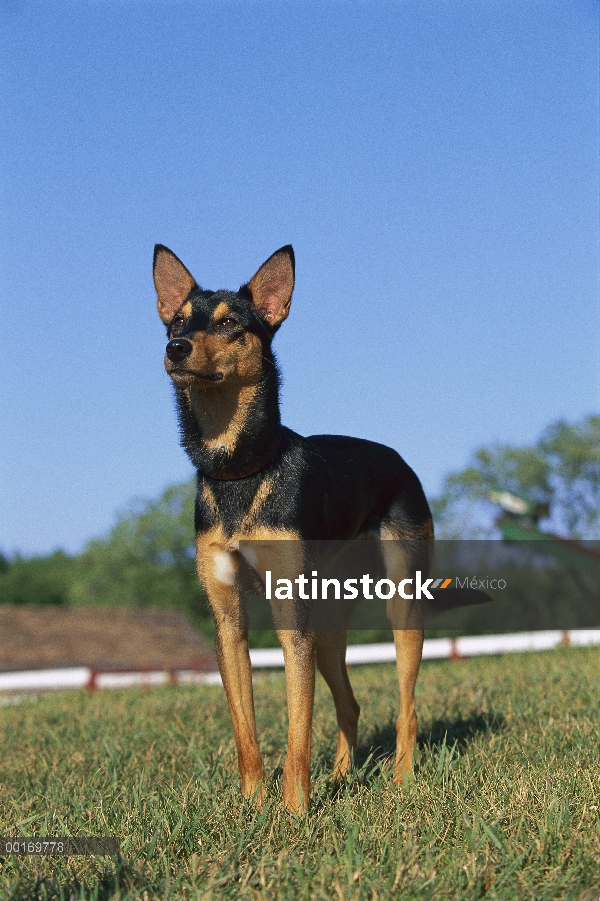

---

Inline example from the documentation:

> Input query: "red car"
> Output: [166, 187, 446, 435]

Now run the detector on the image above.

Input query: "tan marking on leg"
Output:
[316, 630, 359, 777]
[237, 531, 314, 811]
[380, 534, 426, 784]
[199, 528, 323, 810]
[264, 539, 315, 812]
[278, 627, 316, 813]
[197, 526, 307, 806]
[196, 530, 264, 802]
[392, 629, 423, 783]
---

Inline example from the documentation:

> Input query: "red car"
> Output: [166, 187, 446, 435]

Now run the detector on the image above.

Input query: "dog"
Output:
[153, 244, 434, 812]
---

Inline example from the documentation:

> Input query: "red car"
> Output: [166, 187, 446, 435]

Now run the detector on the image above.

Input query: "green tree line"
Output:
[0, 481, 213, 635]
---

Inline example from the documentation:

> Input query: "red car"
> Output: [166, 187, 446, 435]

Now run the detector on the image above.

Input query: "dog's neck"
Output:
[175, 359, 282, 480]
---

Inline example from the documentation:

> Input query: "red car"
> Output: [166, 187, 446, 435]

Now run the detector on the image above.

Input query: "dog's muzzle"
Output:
[166, 339, 193, 362]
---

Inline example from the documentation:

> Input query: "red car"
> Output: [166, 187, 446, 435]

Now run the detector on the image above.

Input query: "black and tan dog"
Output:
[153, 244, 433, 812]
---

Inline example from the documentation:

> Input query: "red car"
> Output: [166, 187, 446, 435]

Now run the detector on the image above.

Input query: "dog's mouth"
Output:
[168, 367, 224, 385]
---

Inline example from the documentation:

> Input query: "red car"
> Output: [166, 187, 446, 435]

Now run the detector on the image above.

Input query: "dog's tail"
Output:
[426, 588, 491, 612]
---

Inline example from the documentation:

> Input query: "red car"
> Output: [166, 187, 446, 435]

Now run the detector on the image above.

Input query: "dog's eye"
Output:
[220, 316, 239, 328]
[171, 315, 184, 330]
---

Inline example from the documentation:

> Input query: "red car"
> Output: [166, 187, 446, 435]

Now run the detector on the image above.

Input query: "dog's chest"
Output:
[194, 470, 303, 540]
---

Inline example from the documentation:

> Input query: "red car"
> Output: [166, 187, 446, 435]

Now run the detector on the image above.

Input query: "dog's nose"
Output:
[166, 339, 193, 362]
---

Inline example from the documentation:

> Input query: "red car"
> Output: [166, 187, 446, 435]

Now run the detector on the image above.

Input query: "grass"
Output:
[0, 647, 598, 900]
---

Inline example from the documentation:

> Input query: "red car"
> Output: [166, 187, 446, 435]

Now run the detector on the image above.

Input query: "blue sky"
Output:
[1, 0, 598, 557]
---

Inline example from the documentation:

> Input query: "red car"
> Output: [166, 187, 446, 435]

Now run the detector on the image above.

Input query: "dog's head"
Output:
[153, 245, 294, 389]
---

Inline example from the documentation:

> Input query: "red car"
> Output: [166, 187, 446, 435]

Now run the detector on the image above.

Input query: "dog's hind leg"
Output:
[381, 533, 430, 783]
[316, 630, 360, 777]
[390, 628, 423, 783]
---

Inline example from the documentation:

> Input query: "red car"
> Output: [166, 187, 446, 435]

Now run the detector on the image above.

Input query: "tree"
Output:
[69, 478, 212, 631]
[432, 416, 600, 540]
[0, 479, 213, 635]
[0, 551, 72, 605]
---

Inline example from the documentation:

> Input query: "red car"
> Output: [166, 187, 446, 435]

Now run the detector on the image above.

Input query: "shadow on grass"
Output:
[201, 712, 507, 815]
[420, 711, 504, 751]
[271, 712, 504, 805]
[347, 710, 505, 780]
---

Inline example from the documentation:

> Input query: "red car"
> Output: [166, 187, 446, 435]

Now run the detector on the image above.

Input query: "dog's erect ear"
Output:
[246, 245, 295, 330]
[153, 245, 197, 325]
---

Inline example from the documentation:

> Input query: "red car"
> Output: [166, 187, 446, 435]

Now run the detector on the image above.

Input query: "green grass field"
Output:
[0, 647, 598, 900]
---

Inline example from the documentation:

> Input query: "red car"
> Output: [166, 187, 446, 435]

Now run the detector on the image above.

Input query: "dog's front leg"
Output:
[277, 628, 316, 813]
[251, 538, 316, 811]
[213, 617, 264, 801]
[197, 542, 264, 802]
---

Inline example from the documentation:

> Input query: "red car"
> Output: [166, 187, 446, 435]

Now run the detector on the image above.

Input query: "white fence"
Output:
[0, 629, 597, 695]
